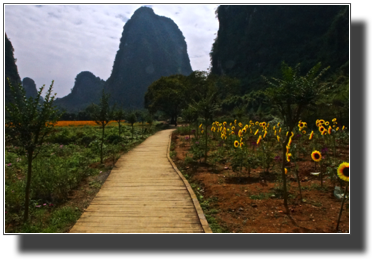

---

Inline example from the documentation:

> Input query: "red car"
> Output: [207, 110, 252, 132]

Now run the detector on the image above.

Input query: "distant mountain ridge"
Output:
[210, 5, 349, 93]
[54, 71, 105, 112]
[104, 6, 192, 109]
[5, 33, 22, 105]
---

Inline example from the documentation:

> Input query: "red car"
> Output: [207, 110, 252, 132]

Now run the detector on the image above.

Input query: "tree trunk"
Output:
[100, 124, 105, 164]
[204, 122, 208, 162]
[282, 144, 289, 213]
[23, 149, 33, 223]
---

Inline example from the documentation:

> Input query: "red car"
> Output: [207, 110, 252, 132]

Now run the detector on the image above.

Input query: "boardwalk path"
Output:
[70, 129, 211, 233]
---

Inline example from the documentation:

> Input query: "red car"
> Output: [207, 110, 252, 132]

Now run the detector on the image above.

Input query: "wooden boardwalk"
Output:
[70, 129, 211, 233]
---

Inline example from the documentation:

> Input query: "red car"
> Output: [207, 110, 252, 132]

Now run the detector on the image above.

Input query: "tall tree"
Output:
[86, 90, 114, 164]
[5, 79, 61, 223]
[145, 74, 187, 126]
[259, 62, 330, 214]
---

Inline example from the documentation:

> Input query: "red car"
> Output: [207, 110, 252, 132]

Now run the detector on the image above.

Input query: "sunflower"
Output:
[319, 126, 326, 133]
[201, 130, 204, 133]
[255, 121, 259, 125]
[286, 153, 292, 162]
[319, 119, 325, 125]
[199, 124, 202, 128]
[238, 122, 243, 128]
[239, 142, 244, 149]
[238, 130, 243, 137]
[286, 131, 289, 136]
[250, 129, 252, 134]
[336, 127, 339, 131]
[302, 130, 306, 134]
[309, 131, 314, 140]
[298, 122, 304, 128]
[249, 120, 253, 124]
[286, 146, 290, 154]
[315, 119, 320, 125]
[234, 120, 237, 124]
[257, 135, 262, 145]
[263, 131, 267, 138]
[231, 131, 235, 135]
[273, 126, 276, 130]
[332, 118, 337, 122]
[291, 132, 294, 137]
[321, 130, 327, 136]
[234, 140, 239, 148]
[328, 126, 332, 135]
[287, 137, 292, 147]
[230, 122, 232, 126]
[223, 121, 227, 126]
[254, 129, 259, 135]
[211, 127, 216, 132]
[337, 162, 349, 182]
[311, 150, 322, 162]
[285, 168, 288, 175]
[274, 130, 277, 136]
[277, 135, 280, 142]
[342, 126, 345, 130]
[325, 121, 330, 126]
[244, 125, 249, 130]
[261, 122, 266, 127]
[279, 128, 282, 133]
[277, 122, 280, 127]
[242, 128, 247, 134]
[231, 126, 235, 131]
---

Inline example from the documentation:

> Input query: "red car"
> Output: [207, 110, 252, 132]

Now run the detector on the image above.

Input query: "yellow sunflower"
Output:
[274, 130, 277, 136]
[230, 122, 232, 126]
[336, 127, 339, 131]
[337, 162, 349, 182]
[211, 127, 216, 132]
[231, 131, 235, 135]
[321, 130, 327, 136]
[273, 126, 276, 130]
[263, 131, 267, 138]
[238, 122, 243, 128]
[277, 135, 280, 142]
[234, 140, 239, 148]
[279, 128, 282, 133]
[319, 119, 325, 125]
[285, 168, 288, 175]
[239, 142, 244, 149]
[309, 131, 314, 140]
[325, 121, 330, 126]
[332, 118, 337, 122]
[311, 150, 322, 162]
[277, 122, 280, 127]
[199, 124, 202, 128]
[287, 137, 292, 147]
[342, 126, 345, 130]
[257, 135, 262, 145]
[242, 128, 247, 134]
[238, 130, 243, 137]
[254, 129, 259, 135]
[319, 126, 326, 133]
[302, 130, 306, 134]
[286, 153, 292, 162]
[328, 126, 332, 135]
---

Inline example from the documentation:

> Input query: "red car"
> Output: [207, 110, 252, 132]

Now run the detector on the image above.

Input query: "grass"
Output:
[250, 192, 275, 200]
[5, 122, 165, 233]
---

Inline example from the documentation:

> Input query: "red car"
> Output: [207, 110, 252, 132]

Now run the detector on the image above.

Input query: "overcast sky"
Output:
[4, 4, 220, 98]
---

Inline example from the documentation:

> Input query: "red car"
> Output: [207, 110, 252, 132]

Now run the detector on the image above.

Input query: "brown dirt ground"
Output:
[171, 133, 349, 233]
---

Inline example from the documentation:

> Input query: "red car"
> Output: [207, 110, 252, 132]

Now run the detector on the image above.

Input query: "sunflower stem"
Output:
[336, 181, 349, 232]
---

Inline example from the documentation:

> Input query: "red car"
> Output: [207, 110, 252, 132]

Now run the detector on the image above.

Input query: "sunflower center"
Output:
[314, 153, 320, 159]
[343, 167, 349, 177]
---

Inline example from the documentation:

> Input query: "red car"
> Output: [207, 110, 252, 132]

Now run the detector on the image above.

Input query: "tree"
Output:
[126, 112, 137, 139]
[189, 72, 221, 162]
[145, 74, 187, 126]
[259, 62, 330, 214]
[86, 89, 114, 164]
[113, 107, 126, 136]
[5, 79, 61, 223]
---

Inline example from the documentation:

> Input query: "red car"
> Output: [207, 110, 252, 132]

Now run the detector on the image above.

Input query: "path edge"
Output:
[166, 131, 213, 233]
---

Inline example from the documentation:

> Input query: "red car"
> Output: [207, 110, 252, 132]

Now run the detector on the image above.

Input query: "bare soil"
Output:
[171, 133, 349, 233]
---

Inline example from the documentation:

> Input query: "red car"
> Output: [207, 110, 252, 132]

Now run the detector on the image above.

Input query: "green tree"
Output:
[86, 90, 114, 164]
[113, 107, 126, 136]
[126, 112, 137, 139]
[145, 74, 187, 126]
[189, 73, 221, 162]
[259, 62, 330, 214]
[5, 79, 61, 223]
